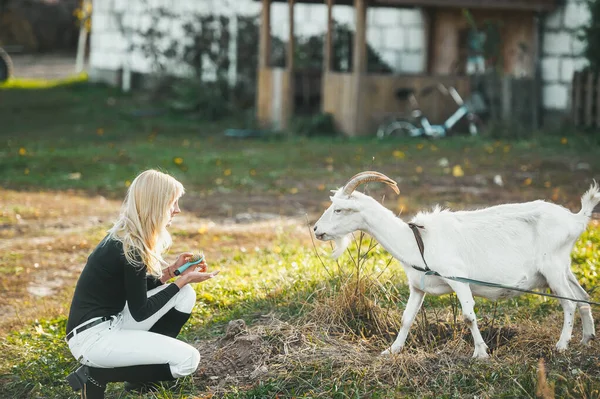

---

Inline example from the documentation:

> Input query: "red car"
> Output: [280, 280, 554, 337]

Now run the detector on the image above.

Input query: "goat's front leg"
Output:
[447, 281, 489, 359]
[381, 285, 425, 355]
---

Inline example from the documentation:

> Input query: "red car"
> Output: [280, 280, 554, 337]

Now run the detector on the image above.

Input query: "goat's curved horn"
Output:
[342, 171, 400, 196]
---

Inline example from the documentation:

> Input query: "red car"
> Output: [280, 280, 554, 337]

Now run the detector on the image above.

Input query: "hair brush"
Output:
[173, 253, 204, 276]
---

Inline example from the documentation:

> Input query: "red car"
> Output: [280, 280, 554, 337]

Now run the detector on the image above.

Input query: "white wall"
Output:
[90, 0, 590, 116]
[541, 0, 589, 111]
[88, 0, 426, 82]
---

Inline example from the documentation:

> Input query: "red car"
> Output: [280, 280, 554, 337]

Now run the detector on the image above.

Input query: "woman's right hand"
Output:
[175, 270, 220, 288]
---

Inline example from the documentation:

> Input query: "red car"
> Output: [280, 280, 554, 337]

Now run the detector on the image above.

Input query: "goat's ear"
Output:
[331, 197, 360, 212]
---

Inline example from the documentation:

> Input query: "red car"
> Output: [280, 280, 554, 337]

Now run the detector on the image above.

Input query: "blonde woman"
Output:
[64, 170, 219, 399]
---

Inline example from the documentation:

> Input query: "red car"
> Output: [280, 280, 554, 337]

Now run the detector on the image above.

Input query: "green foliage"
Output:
[289, 113, 338, 137]
[580, 0, 600, 73]
[571, 223, 600, 290]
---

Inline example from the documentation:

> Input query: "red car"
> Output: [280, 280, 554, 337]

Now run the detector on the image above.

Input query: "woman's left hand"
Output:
[172, 252, 194, 270]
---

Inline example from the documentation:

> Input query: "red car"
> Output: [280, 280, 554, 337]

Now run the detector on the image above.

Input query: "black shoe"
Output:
[66, 365, 90, 391]
[66, 365, 106, 398]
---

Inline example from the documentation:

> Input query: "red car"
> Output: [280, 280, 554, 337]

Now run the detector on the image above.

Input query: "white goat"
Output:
[313, 171, 600, 358]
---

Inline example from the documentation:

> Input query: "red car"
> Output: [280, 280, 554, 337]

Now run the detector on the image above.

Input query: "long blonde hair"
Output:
[107, 169, 185, 277]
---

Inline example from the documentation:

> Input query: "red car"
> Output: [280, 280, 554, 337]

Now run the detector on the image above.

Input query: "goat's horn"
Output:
[342, 171, 400, 196]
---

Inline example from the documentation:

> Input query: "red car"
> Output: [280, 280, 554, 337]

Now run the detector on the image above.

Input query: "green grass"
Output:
[1, 82, 599, 210]
[1, 229, 600, 398]
[0, 73, 89, 90]
[1, 83, 600, 398]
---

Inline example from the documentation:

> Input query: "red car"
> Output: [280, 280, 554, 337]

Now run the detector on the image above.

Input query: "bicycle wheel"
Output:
[0, 48, 13, 83]
[377, 118, 420, 139]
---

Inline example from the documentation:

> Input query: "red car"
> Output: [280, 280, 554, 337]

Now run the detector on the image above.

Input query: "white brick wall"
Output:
[89, 0, 426, 78]
[541, 0, 589, 111]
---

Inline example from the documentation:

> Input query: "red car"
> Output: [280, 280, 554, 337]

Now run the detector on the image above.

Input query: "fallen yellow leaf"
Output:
[452, 165, 464, 177]
[393, 150, 405, 159]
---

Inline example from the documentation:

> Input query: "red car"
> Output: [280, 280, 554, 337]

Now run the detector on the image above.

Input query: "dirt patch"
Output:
[0, 188, 316, 333]
[194, 316, 307, 393]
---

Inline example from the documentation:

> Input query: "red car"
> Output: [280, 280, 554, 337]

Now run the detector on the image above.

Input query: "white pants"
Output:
[67, 284, 200, 378]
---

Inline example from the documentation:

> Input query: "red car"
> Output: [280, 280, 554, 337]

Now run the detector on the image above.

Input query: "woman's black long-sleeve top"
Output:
[66, 236, 180, 334]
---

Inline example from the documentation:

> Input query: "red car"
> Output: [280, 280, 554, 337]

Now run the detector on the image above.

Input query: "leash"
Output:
[407, 223, 600, 307]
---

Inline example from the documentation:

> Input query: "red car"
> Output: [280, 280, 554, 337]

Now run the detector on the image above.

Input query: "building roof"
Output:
[261, 0, 560, 11]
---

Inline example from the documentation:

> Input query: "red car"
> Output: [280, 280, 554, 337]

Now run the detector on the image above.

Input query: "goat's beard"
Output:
[331, 235, 351, 259]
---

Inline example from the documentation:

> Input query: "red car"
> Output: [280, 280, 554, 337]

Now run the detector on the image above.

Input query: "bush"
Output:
[289, 113, 338, 137]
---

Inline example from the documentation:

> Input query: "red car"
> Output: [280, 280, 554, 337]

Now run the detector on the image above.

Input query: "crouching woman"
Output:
[64, 169, 219, 398]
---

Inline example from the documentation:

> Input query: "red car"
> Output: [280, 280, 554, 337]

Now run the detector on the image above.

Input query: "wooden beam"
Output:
[323, 0, 334, 73]
[287, 0, 295, 71]
[259, 0, 271, 68]
[423, 7, 436, 75]
[531, 12, 541, 130]
[373, 0, 557, 11]
[285, 0, 296, 132]
[353, 0, 367, 74]
[351, 0, 367, 136]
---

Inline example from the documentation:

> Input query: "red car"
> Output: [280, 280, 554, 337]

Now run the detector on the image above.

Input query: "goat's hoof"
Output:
[555, 342, 569, 352]
[581, 334, 596, 345]
[380, 347, 401, 356]
[472, 351, 489, 360]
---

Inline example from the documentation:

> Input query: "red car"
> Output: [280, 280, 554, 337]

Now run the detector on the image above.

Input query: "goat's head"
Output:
[313, 171, 399, 258]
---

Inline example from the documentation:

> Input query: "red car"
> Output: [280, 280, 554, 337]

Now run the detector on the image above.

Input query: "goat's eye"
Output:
[334, 209, 342, 214]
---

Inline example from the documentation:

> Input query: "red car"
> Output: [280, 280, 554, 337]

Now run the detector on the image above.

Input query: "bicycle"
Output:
[376, 83, 486, 139]
[0, 47, 13, 83]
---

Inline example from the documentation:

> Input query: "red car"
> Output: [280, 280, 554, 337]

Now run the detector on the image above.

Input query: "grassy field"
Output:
[1, 82, 600, 398]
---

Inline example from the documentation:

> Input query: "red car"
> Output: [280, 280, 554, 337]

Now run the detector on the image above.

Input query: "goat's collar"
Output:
[408, 223, 430, 272]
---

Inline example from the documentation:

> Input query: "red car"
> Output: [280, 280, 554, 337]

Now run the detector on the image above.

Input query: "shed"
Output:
[255, 0, 560, 136]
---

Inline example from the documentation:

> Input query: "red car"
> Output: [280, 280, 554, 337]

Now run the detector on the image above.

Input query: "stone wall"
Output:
[88, 0, 426, 85]
[541, 0, 589, 114]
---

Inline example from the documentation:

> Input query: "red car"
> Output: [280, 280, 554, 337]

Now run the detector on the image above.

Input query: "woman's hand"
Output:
[171, 252, 194, 270]
[185, 270, 220, 284]
[180, 257, 207, 275]
[161, 252, 200, 283]
[175, 269, 220, 288]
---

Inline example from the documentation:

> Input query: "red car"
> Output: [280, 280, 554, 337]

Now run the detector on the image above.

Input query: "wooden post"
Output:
[285, 0, 295, 132]
[324, 0, 334, 73]
[423, 7, 436, 75]
[287, 0, 295, 71]
[350, 0, 367, 136]
[572, 71, 581, 126]
[353, 0, 367, 74]
[595, 72, 600, 129]
[259, 0, 271, 69]
[585, 70, 594, 127]
[531, 12, 541, 130]
[257, 0, 272, 129]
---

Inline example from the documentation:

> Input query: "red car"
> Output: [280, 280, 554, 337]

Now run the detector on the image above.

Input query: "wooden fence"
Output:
[572, 69, 600, 128]
[474, 72, 541, 131]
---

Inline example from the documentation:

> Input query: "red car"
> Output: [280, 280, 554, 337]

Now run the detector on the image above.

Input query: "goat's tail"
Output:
[579, 180, 600, 219]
